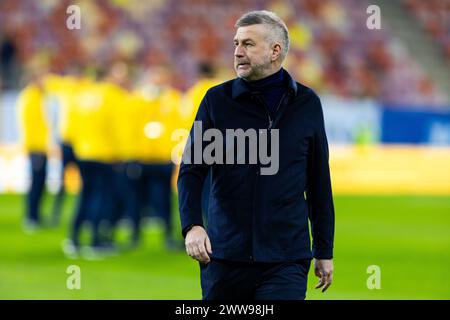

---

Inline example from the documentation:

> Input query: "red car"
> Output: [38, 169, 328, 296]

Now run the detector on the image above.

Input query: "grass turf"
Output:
[0, 193, 449, 299]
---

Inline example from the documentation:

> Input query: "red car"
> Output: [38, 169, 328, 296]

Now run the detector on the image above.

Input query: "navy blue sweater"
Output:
[178, 69, 335, 262]
[244, 68, 286, 119]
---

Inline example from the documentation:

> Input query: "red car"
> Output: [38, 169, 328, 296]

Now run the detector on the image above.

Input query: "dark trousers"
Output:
[138, 163, 174, 241]
[200, 258, 311, 300]
[110, 162, 141, 243]
[71, 160, 114, 247]
[26, 153, 47, 223]
[52, 142, 78, 224]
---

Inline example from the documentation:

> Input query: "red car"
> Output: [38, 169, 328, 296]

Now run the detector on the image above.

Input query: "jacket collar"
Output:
[231, 68, 298, 99]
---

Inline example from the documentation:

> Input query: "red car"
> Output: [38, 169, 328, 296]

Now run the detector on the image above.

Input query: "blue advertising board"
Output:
[381, 107, 450, 145]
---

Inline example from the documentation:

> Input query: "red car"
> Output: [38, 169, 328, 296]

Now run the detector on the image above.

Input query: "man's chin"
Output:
[236, 70, 252, 80]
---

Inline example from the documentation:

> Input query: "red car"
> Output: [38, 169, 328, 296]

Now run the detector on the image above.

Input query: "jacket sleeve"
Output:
[307, 95, 335, 259]
[177, 95, 212, 238]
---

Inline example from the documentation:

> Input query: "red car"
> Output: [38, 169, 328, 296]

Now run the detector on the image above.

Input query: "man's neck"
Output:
[260, 66, 282, 80]
[246, 68, 284, 87]
[243, 65, 282, 82]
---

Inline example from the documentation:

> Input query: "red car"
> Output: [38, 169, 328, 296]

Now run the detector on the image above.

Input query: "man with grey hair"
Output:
[178, 10, 335, 300]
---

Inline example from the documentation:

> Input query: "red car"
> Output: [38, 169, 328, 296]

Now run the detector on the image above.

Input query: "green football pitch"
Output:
[0, 193, 449, 299]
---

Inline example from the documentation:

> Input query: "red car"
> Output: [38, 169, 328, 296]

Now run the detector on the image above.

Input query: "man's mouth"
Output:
[236, 62, 250, 69]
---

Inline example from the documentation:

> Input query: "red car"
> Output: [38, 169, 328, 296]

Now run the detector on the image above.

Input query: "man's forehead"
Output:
[234, 24, 267, 41]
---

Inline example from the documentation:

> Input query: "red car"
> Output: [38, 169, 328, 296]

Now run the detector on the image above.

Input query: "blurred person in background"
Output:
[136, 66, 184, 250]
[0, 32, 20, 90]
[105, 61, 143, 248]
[44, 69, 82, 226]
[63, 70, 117, 258]
[17, 70, 49, 231]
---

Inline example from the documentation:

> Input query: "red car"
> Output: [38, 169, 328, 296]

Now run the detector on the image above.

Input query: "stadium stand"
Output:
[0, 0, 448, 105]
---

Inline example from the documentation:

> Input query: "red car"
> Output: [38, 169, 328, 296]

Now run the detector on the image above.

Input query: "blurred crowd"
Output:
[0, 0, 448, 106]
[17, 62, 220, 258]
[404, 0, 450, 62]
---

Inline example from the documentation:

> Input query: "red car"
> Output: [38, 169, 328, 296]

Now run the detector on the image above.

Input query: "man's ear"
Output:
[271, 43, 282, 62]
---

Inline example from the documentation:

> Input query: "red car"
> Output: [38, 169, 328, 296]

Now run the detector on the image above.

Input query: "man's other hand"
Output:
[185, 226, 212, 264]
[314, 259, 333, 292]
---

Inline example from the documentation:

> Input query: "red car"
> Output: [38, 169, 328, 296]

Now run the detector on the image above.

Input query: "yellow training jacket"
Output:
[136, 86, 183, 163]
[17, 84, 49, 153]
[70, 81, 116, 162]
[44, 74, 82, 144]
[181, 78, 221, 130]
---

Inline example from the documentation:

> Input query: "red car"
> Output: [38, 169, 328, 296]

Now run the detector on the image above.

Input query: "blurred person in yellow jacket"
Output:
[117, 90, 146, 247]
[135, 66, 184, 250]
[43, 71, 81, 226]
[17, 73, 49, 230]
[182, 62, 221, 219]
[181, 62, 221, 128]
[64, 72, 119, 257]
[104, 62, 144, 248]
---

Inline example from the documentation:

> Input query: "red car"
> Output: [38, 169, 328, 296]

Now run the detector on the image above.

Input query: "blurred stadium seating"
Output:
[404, 0, 450, 61]
[0, 0, 448, 104]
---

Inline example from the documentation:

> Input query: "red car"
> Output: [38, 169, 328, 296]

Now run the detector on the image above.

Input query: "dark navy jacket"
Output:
[177, 70, 335, 262]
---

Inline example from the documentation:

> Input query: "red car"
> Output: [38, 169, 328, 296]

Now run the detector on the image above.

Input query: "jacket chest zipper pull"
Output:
[266, 91, 289, 131]
[253, 94, 272, 131]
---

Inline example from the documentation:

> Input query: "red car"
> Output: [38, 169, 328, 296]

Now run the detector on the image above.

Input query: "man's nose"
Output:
[234, 45, 244, 58]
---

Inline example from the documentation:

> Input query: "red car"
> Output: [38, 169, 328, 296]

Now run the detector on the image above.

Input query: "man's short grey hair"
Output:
[235, 10, 290, 62]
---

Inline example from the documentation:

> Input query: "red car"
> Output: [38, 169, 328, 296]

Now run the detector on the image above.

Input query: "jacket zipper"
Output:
[259, 91, 289, 131]
[250, 91, 289, 261]
[272, 91, 289, 129]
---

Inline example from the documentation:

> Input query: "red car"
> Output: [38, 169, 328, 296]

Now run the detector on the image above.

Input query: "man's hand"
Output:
[185, 226, 212, 264]
[314, 259, 333, 292]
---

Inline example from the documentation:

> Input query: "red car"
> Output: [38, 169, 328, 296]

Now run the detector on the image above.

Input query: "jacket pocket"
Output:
[268, 193, 310, 251]
[207, 196, 244, 249]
